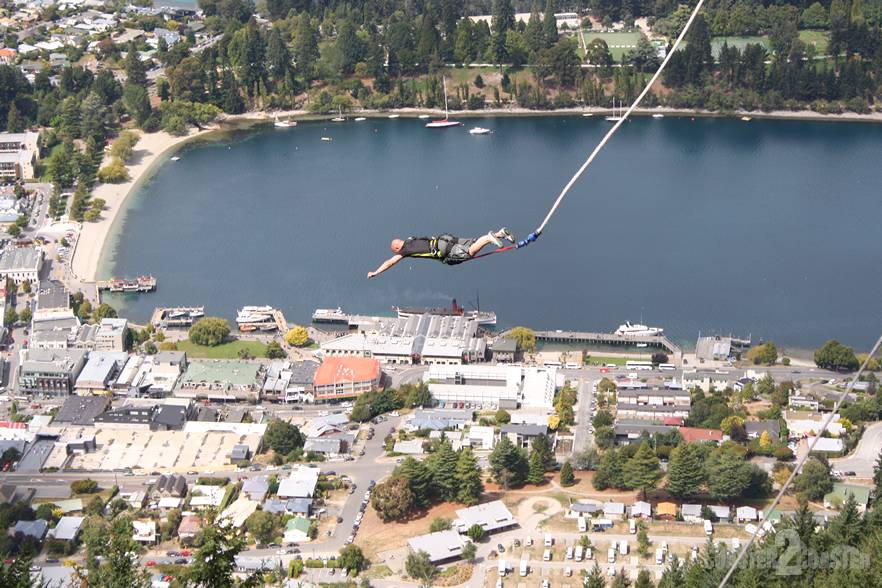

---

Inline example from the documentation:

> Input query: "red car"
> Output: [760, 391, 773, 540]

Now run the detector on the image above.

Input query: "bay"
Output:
[100, 115, 882, 350]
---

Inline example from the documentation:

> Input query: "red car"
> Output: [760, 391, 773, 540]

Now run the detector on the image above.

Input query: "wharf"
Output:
[96, 275, 156, 293]
[151, 306, 205, 328]
[533, 329, 683, 362]
[312, 308, 391, 330]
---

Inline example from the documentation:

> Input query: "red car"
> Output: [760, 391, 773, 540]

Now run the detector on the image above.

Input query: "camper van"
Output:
[619, 540, 629, 555]
[578, 516, 587, 532]
[543, 549, 552, 561]
[544, 533, 553, 547]
[574, 545, 584, 561]
[566, 546, 573, 560]
[498, 559, 506, 577]
[655, 548, 664, 564]
[586, 547, 593, 560]
[519, 560, 528, 577]
[607, 547, 616, 563]
[704, 520, 713, 536]
[628, 519, 637, 534]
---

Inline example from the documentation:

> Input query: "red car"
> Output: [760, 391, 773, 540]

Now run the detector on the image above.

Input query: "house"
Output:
[53, 499, 83, 514]
[569, 502, 600, 518]
[736, 506, 758, 522]
[424, 364, 555, 408]
[219, 497, 258, 529]
[407, 530, 469, 563]
[454, 501, 517, 534]
[301, 413, 349, 438]
[303, 438, 342, 456]
[230, 444, 251, 462]
[177, 514, 201, 542]
[681, 504, 703, 523]
[656, 502, 677, 520]
[393, 439, 424, 455]
[13, 519, 48, 541]
[682, 370, 733, 393]
[407, 409, 472, 431]
[154, 474, 187, 498]
[708, 505, 731, 522]
[312, 357, 381, 401]
[745, 420, 780, 441]
[805, 436, 844, 454]
[679, 427, 723, 444]
[490, 338, 520, 363]
[277, 466, 319, 499]
[500, 423, 548, 449]
[789, 396, 820, 411]
[189, 485, 225, 509]
[285, 498, 313, 516]
[262, 498, 287, 515]
[242, 476, 269, 502]
[53, 394, 110, 425]
[630, 501, 651, 519]
[283, 516, 311, 543]
[261, 360, 317, 403]
[132, 520, 157, 544]
[823, 483, 870, 513]
[467, 425, 495, 450]
[602, 502, 625, 519]
[156, 497, 182, 511]
[784, 411, 845, 438]
[615, 388, 691, 421]
[613, 422, 676, 445]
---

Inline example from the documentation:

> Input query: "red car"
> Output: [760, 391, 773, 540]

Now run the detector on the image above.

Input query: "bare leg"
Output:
[468, 232, 507, 257]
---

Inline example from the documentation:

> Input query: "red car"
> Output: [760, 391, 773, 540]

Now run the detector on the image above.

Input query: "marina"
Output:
[237, 306, 288, 332]
[150, 306, 205, 328]
[96, 275, 156, 293]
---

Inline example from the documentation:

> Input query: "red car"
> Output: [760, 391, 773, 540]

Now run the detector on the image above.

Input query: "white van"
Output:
[619, 540, 629, 556]
[544, 533, 553, 547]
[704, 520, 713, 536]
[607, 547, 616, 563]
[543, 549, 552, 561]
[566, 546, 573, 560]
[519, 559, 528, 577]
[498, 559, 506, 576]
[574, 545, 584, 561]
[578, 516, 587, 532]
[655, 548, 664, 564]
[628, 519, 637, 534]
[586, 547, 593, 560]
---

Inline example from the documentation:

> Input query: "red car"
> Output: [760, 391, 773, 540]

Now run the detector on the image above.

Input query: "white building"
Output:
[277, 466, 319, 499]
[423, 364, 557, 409]
[132, 520, 157, 544]
[408, 530, 469, 563]
[784, 411, 845, 438]
[95, 318, 127, 351]
[0, 132, 39, 180]
[0, 246, 43, 284]
[454, 500, 517, 534]
[467, 425, 495, 450]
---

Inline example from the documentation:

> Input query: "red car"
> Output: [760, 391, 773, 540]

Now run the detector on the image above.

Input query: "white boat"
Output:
[331, 107, 345, 122]
[615, 321, 664, 337]
[426, 78, 462, 128]
[354, 117, 366, 121]
[605, 97, 622, 122]
[636, 343, 649, 348]
[469, 127, 491, 135]
[274, 119, 295, 128]
[170, 156, 180, 161]
[652, 113, 664, 119]
[741, 116, 752, 122]
[582, 112, 594, 117]
[388, 114, 400, 119]
[418, 114, 430, 119]
[312, 307, 348, 324]
[321, 137, 333, 142]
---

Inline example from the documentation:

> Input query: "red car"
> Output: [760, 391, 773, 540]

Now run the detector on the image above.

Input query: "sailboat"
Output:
[426, 78, 462, 128]
[274, 115, 295, 128]
[605, 97, 622, 122]
[331, 107, 345, 122]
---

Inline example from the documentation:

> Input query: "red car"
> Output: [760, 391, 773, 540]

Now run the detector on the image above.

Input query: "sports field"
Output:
[711, 35, 770, 58]
[582, 31, 645, 62]
[799, 29, 830, 54]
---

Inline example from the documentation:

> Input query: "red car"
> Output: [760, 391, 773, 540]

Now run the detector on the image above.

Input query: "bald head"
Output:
[391, 239, 404, 253]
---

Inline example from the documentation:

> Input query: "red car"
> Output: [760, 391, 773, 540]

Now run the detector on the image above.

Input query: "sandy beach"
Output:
[71, 128, 214, 283]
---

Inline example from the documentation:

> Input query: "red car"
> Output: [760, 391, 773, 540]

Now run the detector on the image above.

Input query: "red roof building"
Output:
[663, 417, 684, 426]
[678, 427, 723, 444]
[313, 357, 381, 400]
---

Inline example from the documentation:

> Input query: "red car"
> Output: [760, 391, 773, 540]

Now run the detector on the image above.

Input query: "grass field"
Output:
[711, 35, 771, 58]
[176, 338, 267, 359]
[799, 29, 830, 54]
[582, 30, 644, 62]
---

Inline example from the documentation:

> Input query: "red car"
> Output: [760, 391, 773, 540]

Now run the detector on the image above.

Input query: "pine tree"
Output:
[584, 563, 606, 588]
[623, 441, 661, 497]
[426, 440, 458, 501]
[525, 0, 544, 57]
[265, 28, 292, 90]
[293, 15, 320, 78]
[124, 42, 147, 86]
[873, 451, 882, 497]
[666, 443, 706, 498]
[491, 0, 515, 35]
[5, 102, 26, 133]
[530, 433, 556, 471]
[489, 435, 529, 489]
[658, 555, 686, 588]
[417, 9, 440, 71]
[635, 568, 655, 588]
[560, 460, 575, 486]
[593, 448, 624, 490]
[455, 448, 484, 505]
[394, 457, 433, 507]
[542, 0, 557, 48]
[527, 450, 545, 484]
[827, 493, 863, 547]
[220, 68, 244, 114]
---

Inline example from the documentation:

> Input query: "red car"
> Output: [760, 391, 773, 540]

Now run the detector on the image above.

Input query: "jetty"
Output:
[96, 276, 156, 293]
[532, 329, 683, 362]
[151, 306, 205, 328]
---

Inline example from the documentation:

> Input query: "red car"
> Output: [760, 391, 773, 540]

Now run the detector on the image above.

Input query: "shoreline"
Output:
[75, 104, 882, 284]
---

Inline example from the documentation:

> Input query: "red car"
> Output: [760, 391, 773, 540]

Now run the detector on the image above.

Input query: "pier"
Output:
[532, 330, 683, 362]
[151, 306, 205, 328]
[97, 276, 156, 293]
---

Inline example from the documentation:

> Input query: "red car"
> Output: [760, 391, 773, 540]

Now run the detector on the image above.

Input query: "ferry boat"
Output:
[469, 127, 492, 135]
[741, 116, 752, 122]
[170, 156, 181, 161]
[312, 307, 349, 324]
[418, 114, 430, 119]
[274, 117, 295, 128]
[426, 78, 462, 128]
[394, 299, 497, 326]
[615, 321, 664, 337]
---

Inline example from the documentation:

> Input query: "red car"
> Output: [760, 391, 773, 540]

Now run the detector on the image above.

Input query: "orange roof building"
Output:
[313, 357, 381, 400]
[679, 427, 723, 444]
[656, 501, 678, 520]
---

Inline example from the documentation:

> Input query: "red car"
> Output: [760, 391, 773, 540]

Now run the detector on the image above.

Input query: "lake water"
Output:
[101, 115, 882, 350]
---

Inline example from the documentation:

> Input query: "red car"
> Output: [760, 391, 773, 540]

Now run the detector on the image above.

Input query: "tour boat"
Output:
[426, 78, 462, 128]
[605, 97, 622, 122]
[469, 127, 492, 135]
[321, 137, 333, 142]
[274, 117, 295, 128]
[615, 321, 664, 337]
[170, 156, 181, 161]
[582, 112, 594, 117]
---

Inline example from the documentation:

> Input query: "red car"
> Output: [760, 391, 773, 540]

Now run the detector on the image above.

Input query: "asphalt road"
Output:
[831, 420, 882, 478]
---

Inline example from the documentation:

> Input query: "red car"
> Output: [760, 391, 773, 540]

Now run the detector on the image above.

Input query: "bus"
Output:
[625, 361, 653, 371]
[658, 363, 676, 371]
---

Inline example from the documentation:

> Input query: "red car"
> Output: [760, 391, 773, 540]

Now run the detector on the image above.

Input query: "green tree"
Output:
[525, 0, 544, 56]
[405, 550, 436, 585]
[666, 443, 706, 498]
[491, 0, 516, 34]
[461, 540, 477, 562]
[802, 2, 829, 27]
[747, 342, 778, 365]
[584, 563, 606, 588]
[527, 450, 545, 484]
[530, 433, 556, 471]
[264, 419, 304, 455]
[593, 447, 625, 490]
[92, 303, 118, 322]
[6, 102, 26, 133]
[265, 341, 286, 359]
[429, 517, 452, 532]
[794, 457, 832, 501]
[18, 307, 31, 325]
[705, 447, 752, 501]
[542, 0, 558, 47]
[188, 316, 231, 346]
[4, 307, 17, 326]
[245, 510, 276, 545]
[185, 516, 256, 588]
[284, 325, 309, 346]
[336, 19, 364, 76]
[85, 517, 151, 588]
[425, 440, 458, 501]
[455, 447, 484, 505]
[71, 479, 99, 494]
[293, 15, 320, 78]
[494, 409, 511, 424]
[560, 460, 576, 486]
[395, 457, 433, 507]
[814, 340, 859, 371]
[489, 435, 529, 488]
[635, 568, 655, 588]
[637, 524, 651, 557]
[623, 441, 661, 496]
[466, 523, 485, 541]
[507, 327, 535, 352]
[585, 38, 613, 68]
[371, 476, 416, 521]
[97, 158, 130, 183]
[339, 544, 366, 573]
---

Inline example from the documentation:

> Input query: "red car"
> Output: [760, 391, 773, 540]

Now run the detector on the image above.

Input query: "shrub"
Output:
[97, 157, 129, 183]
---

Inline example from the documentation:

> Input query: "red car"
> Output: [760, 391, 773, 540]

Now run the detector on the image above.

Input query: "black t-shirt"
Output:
[399, 237, 434, 257]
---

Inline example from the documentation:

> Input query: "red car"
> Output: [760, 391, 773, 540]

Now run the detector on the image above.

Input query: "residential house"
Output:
[789, 396, 820, 411]
[613, 422, 676, 445]
[708, 505, 731, 522]
[303, 438, 342, 457]
[679, 427, 723, 444]
[602, 502, 625, 519]
[784, 411, 845, 438]
[500, 423, 548, 449]
[736, 506, 758, 522]
[285, 498, 313, 516]
[823, 483, 870, 513]
[283, 516, 311, 543]
[189, 485, 225, 509]
[154, 474, 187, 498]
[277, 466, 319, 499]
[467, 425, 495, 450]
[681, 504, 703, 523]
[242, 476, 269, 502]
[682, 370, 732, 393]
[132, 520, 157, 544]
[177, 514, 201, 543]
[656, 502, 677, 520]
[406, 408, 472, 431]
[454, 501, 517, 534]
[407, 530, 469, 563]
[630, 501, 651, 519]
[12, 519, 47, 542]
[745, 420, 780, 441]
[615, 388, 691, 421]
[805, 436, 844, 454]
[393, 439, 424, 455]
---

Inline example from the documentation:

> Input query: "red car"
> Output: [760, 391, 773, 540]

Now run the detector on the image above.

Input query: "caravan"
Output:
[578, 516, 587, 532]
[498, 559, 506, 577]
[607, 547, 616, 563]
[704, 520, 714, 536]
[574, 545, 584, 561]
[519, 559, 528, 577]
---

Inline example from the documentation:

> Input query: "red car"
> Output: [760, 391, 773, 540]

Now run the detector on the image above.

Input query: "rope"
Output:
[717, 329, 882, 587]
[533, 0, 710, 237]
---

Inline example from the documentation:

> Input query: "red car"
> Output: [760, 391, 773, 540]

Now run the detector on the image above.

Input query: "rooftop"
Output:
[54, 395, 110, 425]
[0, 246, 40, 272]
[36, 280, 69, 311]
[314, 357, 380, 387]
[179, 360, 261, 386]
[455, 500, 516, 533]
[407, 530, 468, 563]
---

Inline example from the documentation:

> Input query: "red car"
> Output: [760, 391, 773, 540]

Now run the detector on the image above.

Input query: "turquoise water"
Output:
[101, 115, 882, 349]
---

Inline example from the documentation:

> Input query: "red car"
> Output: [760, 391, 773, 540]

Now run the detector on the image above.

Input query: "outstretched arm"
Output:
[368, 255, 403, 278]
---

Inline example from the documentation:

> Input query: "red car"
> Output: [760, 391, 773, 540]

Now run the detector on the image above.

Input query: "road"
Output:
[831, 420, 882, 478]
[572, 377, 596, 454]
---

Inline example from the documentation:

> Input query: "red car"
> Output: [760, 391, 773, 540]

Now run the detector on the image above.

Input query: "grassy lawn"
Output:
[447, 66, 500, 85]
[584, 355, 631, 366]
[176, 338, 267, 359]
[799, 29, 830, 54]
[711, 36, 771, 58]
[583, 31, 644, 61]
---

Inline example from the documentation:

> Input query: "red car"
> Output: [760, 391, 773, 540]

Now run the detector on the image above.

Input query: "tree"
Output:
[371, 476, 416, 521]
[185, 516, 255, 588]
[802, 2, 829, 28]
[874, 451, 882, 497]
[264, 419, 304, 456]
[507, 327, 536, 352]
[651, 352, 669, 365]
[265, 341, 285, 359]
[494, 409, 511, 424]
[542, 0, 557, 47]
[455, 447, 484, 505]
[794, 457, 832, 501]
[466, 523, 485, 541]
[425, 441, 458, 501]
[97, 158, 129, 183]
[461, 540, 477, 562]
[84, 517, 151, 588]
[815, 340, 859, 371]
[429, 517, 452, 532]
[612, 571, 632, 588]
[405, 550, 436, 585]
[394, 457, 433, 507]
[637, 524, 651, 557]
[527, 450, 545, 484]
[720, 415, 746, 440]
[585, 38, 613, 68]
[530, 433, 556, 471]
[293, 15, 320, 78]
[339, 544, 366, 573]
[4, 307, 17, 326]
[593, 447, 625, 490]
[188, 316, 230, 346]
[584, 563, 606, 588]
[284, 325, 309, 346]
[666, 442, 705, 498]
[489, 435, 529, 488]
[245, 511, 276, 545]
[560, 460, 575, 486]
[92, 303, 118, 322]
[635, 568, 655, 588]
[6, 102, 26, 133]
[623, 442, 661, 496]
[747, 342, 778, 365]
[18, 307, 31, 325]
[705, 447, 752, 501]
[71, 479, 99, 494]
[491, 0, 515, 34]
